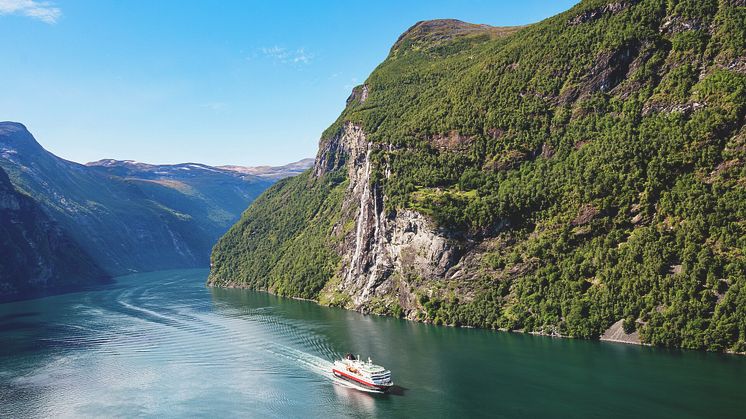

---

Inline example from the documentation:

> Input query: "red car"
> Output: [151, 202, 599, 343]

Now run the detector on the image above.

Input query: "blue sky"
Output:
[0, 0, 579, 166]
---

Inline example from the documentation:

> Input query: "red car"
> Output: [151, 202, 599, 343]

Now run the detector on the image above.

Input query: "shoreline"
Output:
[208, 281, 745, 357]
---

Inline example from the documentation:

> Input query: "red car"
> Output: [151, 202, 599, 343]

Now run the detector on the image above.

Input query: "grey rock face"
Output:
[317, 123, 460, 312]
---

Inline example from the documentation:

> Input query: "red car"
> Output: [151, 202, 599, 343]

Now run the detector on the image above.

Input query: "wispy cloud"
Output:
[0, 0, 61, 24]
[260, 46, 314, 65]
[200, 102, 228, 112]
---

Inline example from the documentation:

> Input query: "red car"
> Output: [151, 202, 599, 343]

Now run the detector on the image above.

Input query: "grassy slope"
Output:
[211, 0, 746, 352]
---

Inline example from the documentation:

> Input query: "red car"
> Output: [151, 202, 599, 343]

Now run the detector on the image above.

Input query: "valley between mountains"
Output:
[2, 0, 743, 355]
[0, 121, 311, 302]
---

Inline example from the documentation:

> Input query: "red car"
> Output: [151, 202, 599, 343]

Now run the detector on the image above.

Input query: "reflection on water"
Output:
[1, 269, 745, 418]
[332, 381, 378, 415]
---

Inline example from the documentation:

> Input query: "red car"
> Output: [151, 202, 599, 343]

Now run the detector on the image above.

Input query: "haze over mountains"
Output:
[0, 121, 312, 301]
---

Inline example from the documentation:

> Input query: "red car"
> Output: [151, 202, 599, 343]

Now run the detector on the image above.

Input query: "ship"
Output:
[332, 353, 393, 392]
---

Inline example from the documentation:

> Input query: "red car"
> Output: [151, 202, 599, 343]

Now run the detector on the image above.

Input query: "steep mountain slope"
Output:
[0, 166, 107, 302]
[0, 122, 284, 276]
[210, 0, 746, 352]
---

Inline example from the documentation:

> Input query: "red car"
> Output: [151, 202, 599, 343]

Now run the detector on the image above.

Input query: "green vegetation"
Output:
[209, 170, 348, 299]
[210, 0, 746, 352]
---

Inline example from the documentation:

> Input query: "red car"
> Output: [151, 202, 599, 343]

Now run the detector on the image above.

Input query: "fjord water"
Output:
[1, 270, 744, 418]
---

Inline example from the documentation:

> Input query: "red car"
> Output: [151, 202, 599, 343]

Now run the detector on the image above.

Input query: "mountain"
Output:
[218, 158, 315, 180]
[0, 122, 298, 282]
[209, 0, 746, 353]
[0, 166, 108, 302]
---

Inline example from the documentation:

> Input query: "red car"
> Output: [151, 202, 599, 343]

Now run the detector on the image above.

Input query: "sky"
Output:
[0, 0, 579, 167]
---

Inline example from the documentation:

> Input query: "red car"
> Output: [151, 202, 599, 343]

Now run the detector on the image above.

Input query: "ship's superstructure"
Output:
[332, 354, 393, 392]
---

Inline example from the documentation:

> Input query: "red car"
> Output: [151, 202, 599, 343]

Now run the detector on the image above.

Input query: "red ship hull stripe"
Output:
[332, 369, 389, 389]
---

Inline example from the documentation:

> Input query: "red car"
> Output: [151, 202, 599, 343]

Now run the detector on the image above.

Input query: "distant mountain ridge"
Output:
[0, 121, 310, 301]
[85, 158, 313, 181]
[218, 158, 314, 180]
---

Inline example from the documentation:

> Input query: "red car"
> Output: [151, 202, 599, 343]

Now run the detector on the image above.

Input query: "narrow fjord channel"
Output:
[1, 269, 744, 418]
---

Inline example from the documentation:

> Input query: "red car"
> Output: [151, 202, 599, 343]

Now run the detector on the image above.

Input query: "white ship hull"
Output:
[332, 355, 393, 392]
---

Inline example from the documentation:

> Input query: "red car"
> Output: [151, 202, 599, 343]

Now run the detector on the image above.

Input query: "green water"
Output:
[1, 269, 744, 418]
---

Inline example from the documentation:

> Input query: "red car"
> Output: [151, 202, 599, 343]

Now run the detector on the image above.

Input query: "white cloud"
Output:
[260, 46, 314, 65]
[0, 0, 61, 23]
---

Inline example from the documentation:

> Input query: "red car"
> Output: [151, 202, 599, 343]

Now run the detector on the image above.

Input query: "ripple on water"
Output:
[5, 269, 744, 418]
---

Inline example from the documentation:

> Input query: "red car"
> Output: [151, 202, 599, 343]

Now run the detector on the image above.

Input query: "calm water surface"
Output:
[1, 269, 745, 418]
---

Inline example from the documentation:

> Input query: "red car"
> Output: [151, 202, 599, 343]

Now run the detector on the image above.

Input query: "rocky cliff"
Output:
[210, 0, 746, 353]
[311, 122, 462, 314]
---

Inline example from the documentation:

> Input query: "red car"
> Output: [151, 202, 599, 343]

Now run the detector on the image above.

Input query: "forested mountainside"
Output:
[0, 122, 304, 285]
[210, 0, 746, 352]
[0, 166, 108, 302]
